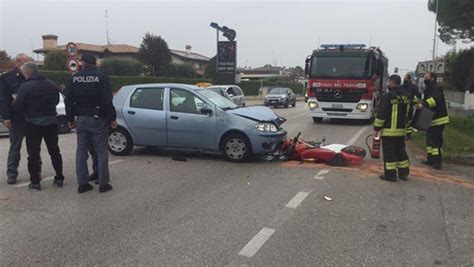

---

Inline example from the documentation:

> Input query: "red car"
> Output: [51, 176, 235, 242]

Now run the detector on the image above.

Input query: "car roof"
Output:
[126, 83, 202, 90]
[208, 85, 237, 88]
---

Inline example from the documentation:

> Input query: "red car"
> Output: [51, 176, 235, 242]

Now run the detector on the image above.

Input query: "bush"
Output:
[43, 50, 68, 71]
[164, 64, 197, 78]
[40, 70, 211, 92]
[99, 58, 144, 76]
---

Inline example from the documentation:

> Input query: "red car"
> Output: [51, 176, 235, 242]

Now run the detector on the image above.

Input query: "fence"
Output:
[445, 90, 474, 110]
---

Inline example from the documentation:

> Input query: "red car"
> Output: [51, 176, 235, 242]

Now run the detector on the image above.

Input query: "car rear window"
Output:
[130, 88, 164, 110]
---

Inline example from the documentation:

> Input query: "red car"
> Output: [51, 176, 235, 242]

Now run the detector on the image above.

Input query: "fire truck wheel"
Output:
[312, 117, 323, 123]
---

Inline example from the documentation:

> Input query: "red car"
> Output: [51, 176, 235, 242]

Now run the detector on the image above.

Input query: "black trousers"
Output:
[25, 122, 63, 184]
[426, 125, 444, 168]
[381, 136, 410, 179]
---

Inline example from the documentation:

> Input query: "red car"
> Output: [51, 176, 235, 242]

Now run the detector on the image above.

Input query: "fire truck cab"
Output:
[304, 44, 388, 123]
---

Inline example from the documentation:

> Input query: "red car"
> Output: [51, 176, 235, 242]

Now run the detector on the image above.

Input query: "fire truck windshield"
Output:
[310, 56, 370, 79]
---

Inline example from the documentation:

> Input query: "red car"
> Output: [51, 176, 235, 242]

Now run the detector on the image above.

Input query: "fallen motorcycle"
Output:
[280, 132, 366, 166]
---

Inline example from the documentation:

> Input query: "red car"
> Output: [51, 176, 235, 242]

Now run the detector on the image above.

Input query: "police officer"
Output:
[0, 54, 35, 185]
[12, 62, 64, 190]
[418, 72, 449, 170]
[403, 74, 421, 138]
[65, 53, 117, 193]
[374, 74, 411, 182]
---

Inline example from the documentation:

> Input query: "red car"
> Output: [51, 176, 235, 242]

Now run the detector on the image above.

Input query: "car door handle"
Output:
[127, 111, 136, 115]
[170, 116, 179, 120]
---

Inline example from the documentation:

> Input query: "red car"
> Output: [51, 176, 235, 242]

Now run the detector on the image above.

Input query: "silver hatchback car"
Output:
[108, 84, 287, 162]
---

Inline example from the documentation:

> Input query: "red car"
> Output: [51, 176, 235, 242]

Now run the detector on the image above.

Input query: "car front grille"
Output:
[313, 88, 366, 103]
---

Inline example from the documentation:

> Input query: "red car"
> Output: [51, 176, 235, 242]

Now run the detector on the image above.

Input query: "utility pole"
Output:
[105, 9, 111, 45]
[432, 0, 439, 60]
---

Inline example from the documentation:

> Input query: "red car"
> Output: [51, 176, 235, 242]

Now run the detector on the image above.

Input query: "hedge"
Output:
[41, 70, 303, 96]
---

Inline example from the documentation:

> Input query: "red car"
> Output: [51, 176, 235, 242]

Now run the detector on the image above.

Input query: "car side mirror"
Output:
[200, 107, 213, 115]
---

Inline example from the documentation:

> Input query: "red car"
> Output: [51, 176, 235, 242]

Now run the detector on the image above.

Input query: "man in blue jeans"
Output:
[65, 53, 117, 193]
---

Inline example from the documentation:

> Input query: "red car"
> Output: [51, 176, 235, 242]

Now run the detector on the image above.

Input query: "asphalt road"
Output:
[0, 103, 473, 266]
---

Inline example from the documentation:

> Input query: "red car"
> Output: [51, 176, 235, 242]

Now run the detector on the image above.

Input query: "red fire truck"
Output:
[304, 44, 388, 123]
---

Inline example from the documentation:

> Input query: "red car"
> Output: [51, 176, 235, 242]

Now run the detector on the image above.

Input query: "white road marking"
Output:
[109, 159, 125, 165]
[314, 169, 330, 179]
[15, 160, 125, 188]
[285, 191, 310, 209]
[16, 176, 54, 187]
[346, 126, 370, 146]
[238, 227, 276, 258]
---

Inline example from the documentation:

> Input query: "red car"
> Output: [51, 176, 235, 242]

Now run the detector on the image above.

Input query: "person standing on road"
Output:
[65, 53, 117, 193]
[418, 72, 449, 170]
[403, 74, 421, 139]
[374, 74, 411, 182]
[12, 62, 64, 190]
[0, 54, 38, 185]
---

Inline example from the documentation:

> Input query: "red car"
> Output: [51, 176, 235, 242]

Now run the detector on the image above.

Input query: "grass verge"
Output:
[410, 116, 474, 164]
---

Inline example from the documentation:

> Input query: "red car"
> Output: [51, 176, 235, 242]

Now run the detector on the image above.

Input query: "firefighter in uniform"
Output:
[403, 74, 421, 139]
[65, 53, 117, 193]
[418, 72, 449, 170]
[374, 74, 411, 182]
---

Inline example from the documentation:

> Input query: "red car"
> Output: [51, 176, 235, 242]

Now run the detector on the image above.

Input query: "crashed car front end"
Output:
[226, 107, 287, 155]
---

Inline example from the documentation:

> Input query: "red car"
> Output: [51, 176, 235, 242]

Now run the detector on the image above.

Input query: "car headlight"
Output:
[256, 122, 278, 132]
[357, 103, 369, 111]
[309, 102, 318, 110]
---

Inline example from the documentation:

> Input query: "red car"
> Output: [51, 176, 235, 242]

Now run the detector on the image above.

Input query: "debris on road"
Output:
[324, 196, 333, 201]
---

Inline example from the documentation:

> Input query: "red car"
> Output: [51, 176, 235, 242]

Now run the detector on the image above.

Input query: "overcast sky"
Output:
[0, 0, 471, 73]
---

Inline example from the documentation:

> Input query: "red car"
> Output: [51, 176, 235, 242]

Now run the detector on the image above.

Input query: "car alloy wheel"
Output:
[109, 131, 127, 153]
[225, 138, 247, 160]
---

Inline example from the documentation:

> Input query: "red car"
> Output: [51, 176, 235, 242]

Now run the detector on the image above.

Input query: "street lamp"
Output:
[432, 0, 439, 60]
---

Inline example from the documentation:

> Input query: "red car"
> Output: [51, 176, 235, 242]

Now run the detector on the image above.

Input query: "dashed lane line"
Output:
[238, 227, 276, 258]
[346, 126, 370, 146]
[285, 191, 311, 209]
[314, 169, 330, 179]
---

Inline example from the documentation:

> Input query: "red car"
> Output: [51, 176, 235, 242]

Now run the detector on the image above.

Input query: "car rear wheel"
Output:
[57, 115, 71, 134]
[292, 101, 296, 107]
[108, 128, 133, 156]
[221, 133, 252, 162]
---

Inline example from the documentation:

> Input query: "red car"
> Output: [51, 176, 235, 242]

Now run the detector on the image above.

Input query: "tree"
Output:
[443, 48, 474, 92]
[138, 33, 172, 76]
[43, 50, 68, 71]
[428, 0, 474, 91]
[100, 58, 144, 76]
[0, 50, 13, 71]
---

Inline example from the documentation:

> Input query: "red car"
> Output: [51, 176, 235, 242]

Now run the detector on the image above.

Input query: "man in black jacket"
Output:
[13, 62, 64, 191]
[0, 54, 30, 184]
[65, 53, 116, 193]
[418, 72, 449, 170]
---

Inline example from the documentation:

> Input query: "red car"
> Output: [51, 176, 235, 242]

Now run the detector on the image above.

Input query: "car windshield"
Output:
[208, 88, 227, 96]
[310, 56, 369, 78]
[269, 88, 287, 95]
[197, 89, 238, 110]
